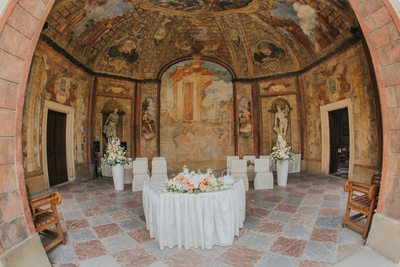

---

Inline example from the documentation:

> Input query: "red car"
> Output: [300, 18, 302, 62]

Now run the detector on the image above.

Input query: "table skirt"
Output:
[142, 180, 246, 249]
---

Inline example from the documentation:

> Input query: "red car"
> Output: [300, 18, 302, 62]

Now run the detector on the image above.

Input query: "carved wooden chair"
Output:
[342, 172, 381, 239]
[26, 186, 65, 252]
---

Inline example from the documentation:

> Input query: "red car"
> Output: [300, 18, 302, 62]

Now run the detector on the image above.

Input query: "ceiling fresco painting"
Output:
[148, 0, 254, 12]
[43, 0, 358, 79]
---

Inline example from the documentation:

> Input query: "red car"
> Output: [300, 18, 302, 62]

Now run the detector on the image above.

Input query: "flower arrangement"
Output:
[102, 137, 128, 166]
[164, 166, 225, 193]
[271, 134, 295, 162]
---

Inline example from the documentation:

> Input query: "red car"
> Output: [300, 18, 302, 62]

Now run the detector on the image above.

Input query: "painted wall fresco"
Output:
[139, 83, 158, 158]
[160, 60, 234, 173]
[236, 82, 254, 157]
[301, 42, 380, 179]
[259, 77, 300, 155]
[96, 77, 134, 96]
[23, 41, 91, 177]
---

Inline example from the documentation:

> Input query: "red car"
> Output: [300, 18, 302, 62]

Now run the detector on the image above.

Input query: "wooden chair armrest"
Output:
[368, 185, 379, 200]
[344, 180, 370, 193]
[31, 192, 62, 209]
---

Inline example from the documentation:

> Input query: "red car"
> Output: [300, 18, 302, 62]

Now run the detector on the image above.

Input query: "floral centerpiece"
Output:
[102, 137, 129, 166]
[271, 134, 294, 186]
[101, 137, 128, 191]
[164, 166, 225, 193]
[271, 134, 294, 162]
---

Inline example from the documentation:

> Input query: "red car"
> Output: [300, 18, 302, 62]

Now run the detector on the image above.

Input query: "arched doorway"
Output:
[0, 0, 399, 263]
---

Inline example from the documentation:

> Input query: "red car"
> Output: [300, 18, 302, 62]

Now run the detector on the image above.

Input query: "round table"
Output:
[142, 180, 246, 250]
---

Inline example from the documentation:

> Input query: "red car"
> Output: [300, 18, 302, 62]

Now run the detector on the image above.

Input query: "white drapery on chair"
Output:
[254, 158, 274, 190]
[230, 159, 249, 191]
[132, 158, 150, 192]
[224, 156, 239, 176]
[151, 158, 168, 183]
[243, 155, 256, 182]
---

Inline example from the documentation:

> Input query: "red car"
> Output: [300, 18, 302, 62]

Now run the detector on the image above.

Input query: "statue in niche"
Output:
[270, 98, 291, 139]
[238, 97, 252, 138]
[103, 108, 120, 139]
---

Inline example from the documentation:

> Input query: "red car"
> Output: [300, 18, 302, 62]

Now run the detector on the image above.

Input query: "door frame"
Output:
[320, 98, 354, 179]
[42, 100, 76, 189]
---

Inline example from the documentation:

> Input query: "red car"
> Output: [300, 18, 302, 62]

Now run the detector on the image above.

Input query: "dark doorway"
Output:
[329, 108, 350, 178]
[47, 110, 68, 186]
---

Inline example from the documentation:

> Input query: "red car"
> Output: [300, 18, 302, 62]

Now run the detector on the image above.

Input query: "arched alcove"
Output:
[159, 59, 235, 173]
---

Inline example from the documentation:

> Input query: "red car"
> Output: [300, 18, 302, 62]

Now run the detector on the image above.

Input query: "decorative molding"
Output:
[320, 98, 354, 179]
[42, 100, 76, 189]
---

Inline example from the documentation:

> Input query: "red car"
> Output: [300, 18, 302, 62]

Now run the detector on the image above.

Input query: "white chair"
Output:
[132, 159, 150, 192]
[224, 156, 239, 176]
[124, 158, 133, 184]
[243, 155, 256, 182]
[151, 159, 168, 182]
[230, 159, 249, 191]
[259, 155, 272, 170]
[254, 158, 274, 190]
[152, 157, 165, 161]
[289, 154, 301, 173]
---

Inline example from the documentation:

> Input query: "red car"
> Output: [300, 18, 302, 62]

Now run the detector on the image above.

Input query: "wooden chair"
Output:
[342, 172, 381, 239]
[26, 186, 65, 252]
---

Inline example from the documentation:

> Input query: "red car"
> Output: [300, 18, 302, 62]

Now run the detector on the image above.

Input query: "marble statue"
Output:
[273, 104, 289, 138]
[103, 108, 119, 139]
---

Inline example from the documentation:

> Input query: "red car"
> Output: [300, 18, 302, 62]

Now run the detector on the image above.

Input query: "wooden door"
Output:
[47, 110, 68, 186]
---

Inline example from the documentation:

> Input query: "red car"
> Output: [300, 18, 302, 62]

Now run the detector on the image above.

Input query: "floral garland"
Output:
[102, 137, 128, 166]
[271, 134, 295, 162]
[164, 166, 226, 193]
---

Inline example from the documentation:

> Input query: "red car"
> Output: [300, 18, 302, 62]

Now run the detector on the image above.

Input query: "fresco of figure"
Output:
[273, 104, 289, 138]
[103, 108, 119, 139]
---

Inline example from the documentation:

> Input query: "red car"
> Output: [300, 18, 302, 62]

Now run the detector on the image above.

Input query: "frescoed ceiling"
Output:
[42, 0, 358, 79]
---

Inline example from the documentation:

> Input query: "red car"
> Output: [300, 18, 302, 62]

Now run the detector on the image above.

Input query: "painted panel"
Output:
[140, 83, 158, 158]
[160, 60, 234, 173]
[236, 82, 254, 157]
[96, 77, 134, 96]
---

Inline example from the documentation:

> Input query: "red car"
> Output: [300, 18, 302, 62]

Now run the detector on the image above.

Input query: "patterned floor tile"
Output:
[114, 248, 156, 267]
[101, 233, 139, 253]
[163, 250, 211, 267]
[79, 255, 120, 267]
[219, 245, 264, 267]
[73, 240, 107, 261]
[303, 241, 338, 263]
[46, 173, 363, 267]
[270, 236, 307, 257]
[93, 223, 123, 238]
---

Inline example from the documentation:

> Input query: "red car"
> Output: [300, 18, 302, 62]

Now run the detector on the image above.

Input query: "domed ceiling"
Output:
[42, 0, 357, 79]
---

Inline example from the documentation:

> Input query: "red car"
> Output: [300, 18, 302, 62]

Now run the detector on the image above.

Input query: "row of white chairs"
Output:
[226, 156, 274, 191]
[132, 157, 168, 192]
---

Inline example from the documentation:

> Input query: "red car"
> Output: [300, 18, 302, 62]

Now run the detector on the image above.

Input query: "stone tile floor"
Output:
[47, 172, 365, 267]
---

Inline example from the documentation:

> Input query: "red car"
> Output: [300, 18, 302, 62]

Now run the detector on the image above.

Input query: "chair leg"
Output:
[362, 210, 375, 239]
[342, 206, 351, 227]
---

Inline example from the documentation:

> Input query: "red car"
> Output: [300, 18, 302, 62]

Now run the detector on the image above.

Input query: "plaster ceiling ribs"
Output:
[40, 0, 359, 80]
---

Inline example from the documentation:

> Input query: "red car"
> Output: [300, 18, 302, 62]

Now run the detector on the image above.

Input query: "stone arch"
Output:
[0, 0, 399, 261]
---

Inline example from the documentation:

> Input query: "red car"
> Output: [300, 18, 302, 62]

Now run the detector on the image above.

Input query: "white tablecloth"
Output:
[142, 180, 246, 250]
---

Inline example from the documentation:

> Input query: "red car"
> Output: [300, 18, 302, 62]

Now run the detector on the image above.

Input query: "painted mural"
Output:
[149, 0, 253, 12]
[23, 41, 91, 178]
[301, 42, 380, 178]
[140, 83, 158, 158]
[268, 1, 340, 55]
[96, 77, 134, 96]
[236, 83, 254, 157]
[160, 60, 234, 173]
